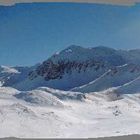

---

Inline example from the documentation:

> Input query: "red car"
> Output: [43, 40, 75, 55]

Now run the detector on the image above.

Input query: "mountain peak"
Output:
[66, 45, 83, 50]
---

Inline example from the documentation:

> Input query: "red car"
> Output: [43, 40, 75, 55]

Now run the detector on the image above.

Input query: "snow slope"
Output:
[15, 89, 64, 107]
[116, 76, 140, 94]
[72, 64, 140, 93]
[0, 66, 20, 86]
[0, 86, 140, 138]
[3, 65, 37, 88]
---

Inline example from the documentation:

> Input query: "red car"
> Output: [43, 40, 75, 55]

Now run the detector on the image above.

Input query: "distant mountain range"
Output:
[0, 45, 140, 94]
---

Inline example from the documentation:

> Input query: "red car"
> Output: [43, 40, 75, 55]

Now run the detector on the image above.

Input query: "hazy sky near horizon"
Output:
[0, 2, 140, 66]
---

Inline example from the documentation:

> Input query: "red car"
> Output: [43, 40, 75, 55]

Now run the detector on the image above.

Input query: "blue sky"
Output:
[0, 2, 140, 66]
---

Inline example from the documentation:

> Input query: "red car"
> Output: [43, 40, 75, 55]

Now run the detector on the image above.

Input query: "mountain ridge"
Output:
[0, 45, 139, 91]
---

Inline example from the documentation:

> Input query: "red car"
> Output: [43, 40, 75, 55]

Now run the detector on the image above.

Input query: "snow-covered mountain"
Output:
[9, 45, 136, 91]
[72, 64, 140, 93]
[0, 65, 20, 86]
[115, 76, 140, 94]
[118, 49, 140, 64]
[0, 45, 140, 138]
[0, 45, 140, 92]
[1, 65, 38, 89]
[23, 45, 140, 91]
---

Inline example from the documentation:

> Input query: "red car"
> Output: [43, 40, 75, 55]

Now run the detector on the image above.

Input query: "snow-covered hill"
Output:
[0, 86, 140, 138]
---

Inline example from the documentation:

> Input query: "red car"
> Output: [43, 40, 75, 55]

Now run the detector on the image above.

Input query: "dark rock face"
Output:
[29, 59, 106, 81]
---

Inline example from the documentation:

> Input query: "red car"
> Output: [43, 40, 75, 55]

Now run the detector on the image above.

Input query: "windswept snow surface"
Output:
[0, 87, 140, 138]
